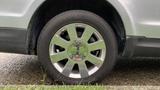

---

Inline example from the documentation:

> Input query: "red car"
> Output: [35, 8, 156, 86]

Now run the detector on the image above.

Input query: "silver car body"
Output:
[0, 0, 160, 57]
[0, 0, 160, 38]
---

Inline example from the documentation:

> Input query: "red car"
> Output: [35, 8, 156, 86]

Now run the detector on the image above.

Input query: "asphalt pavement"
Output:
[1, 52, 160, 85]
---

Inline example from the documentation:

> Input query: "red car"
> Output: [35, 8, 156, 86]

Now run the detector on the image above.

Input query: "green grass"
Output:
[0, 86, 105, 90]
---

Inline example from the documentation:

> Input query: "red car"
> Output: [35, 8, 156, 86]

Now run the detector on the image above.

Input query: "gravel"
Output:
[0, 52, 160, 85]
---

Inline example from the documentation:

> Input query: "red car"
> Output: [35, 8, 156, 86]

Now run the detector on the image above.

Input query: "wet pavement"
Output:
[0, 52, 160, 85]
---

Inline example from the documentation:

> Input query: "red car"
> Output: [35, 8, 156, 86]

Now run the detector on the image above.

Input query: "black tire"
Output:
[37, 10, 118, 84]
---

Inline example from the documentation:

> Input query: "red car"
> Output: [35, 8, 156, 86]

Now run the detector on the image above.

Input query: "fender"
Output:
[26, 0, 136, 36]
[0, 0, 45, 29]
[0, 0, 135, 36]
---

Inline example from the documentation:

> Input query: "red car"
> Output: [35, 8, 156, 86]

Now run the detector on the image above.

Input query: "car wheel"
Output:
[37, 10, 118, 84]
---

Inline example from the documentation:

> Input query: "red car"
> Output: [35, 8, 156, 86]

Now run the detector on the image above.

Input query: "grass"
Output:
[1, 86, 160, 90]
[0, 86, 105, 90]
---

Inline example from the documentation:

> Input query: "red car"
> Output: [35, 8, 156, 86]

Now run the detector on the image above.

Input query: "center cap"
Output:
[67, 40, 88, 61]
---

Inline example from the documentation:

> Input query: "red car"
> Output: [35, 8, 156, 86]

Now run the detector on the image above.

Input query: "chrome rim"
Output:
[49, 23, 106, 79]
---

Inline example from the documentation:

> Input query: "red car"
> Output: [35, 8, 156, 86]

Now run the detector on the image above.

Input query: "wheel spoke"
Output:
[88, 40, 106, 51]
[50, 51, 68, 63]
[62, 60, 75, 77]
[86, 54, 103, 67]
[66, 24, 78, 41]
[51, 35, 70, 49]
[81, 26, 95, 42]
[78, 62, 89, 78]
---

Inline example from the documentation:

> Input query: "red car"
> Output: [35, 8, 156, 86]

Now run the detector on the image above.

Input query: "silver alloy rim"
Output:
[49, 23, 106, 79]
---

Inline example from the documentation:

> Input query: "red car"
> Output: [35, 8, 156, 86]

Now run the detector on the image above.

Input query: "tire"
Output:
[37, 10, 118, 84]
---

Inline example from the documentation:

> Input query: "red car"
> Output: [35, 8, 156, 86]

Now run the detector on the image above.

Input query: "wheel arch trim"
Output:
[106, 0, 136, 36]
[27, 0, 136, 54]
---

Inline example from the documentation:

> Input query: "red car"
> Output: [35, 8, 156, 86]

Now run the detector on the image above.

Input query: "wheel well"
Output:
[28, 0, 126, 54]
